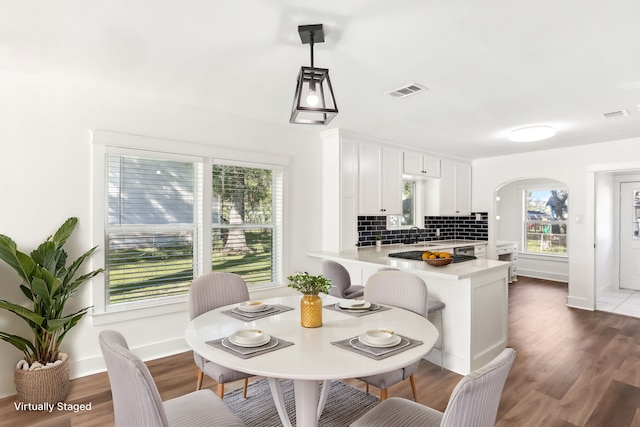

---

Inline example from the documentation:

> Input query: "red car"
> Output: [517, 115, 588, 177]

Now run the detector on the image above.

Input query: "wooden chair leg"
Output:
[196, 370, 204, 391]
[365, 383, 370, 394]
[242, 378, 249, 398]
[216, 383, 224, 398]
[380, 388, 388, 401]
[409, 375, 418, 401]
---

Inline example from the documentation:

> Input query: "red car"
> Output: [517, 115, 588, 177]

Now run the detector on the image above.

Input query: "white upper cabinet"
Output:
[359, 141, 402, 215]
[439, 159, 471, 215]
[403, 151, 441, 178]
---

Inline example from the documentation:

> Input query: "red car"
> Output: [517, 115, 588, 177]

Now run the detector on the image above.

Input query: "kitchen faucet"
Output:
[404, 226, 421, 244]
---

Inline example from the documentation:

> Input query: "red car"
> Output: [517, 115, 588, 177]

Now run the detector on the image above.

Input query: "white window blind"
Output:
[211, 163, 283, 286]
[106, 154, 203, 305]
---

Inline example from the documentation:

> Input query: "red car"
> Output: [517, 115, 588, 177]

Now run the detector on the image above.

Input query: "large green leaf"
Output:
[19, 284, 33, 301]
[51, 217, 77, 249]
[31, 241, 57, 273]
[30, 276, 51, 312]
[62, 246, 98, 287]
[45, 307, 90, 332]
[0, 331, 35, 355]
[0, 236, 36, 284]
[0, 300, 45, 325]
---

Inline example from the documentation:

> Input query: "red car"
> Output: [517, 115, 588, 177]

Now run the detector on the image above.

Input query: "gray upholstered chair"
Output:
[189, 272, 253, 398]
[356, 270, 429, 401]
[377, 267, 446, 369]
[99, 330, 245, 427]
[350, 347, 516, 427]
[323, 259, 364, 299]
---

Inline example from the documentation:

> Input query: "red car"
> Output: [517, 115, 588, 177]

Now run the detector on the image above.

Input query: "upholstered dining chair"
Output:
[356, 270, 429, 401]
[350, 347, 516, 427]
[376, 267, 446, 368]
[189, 272, 253, 398]
[322, 259, 365, 299]
[99, 330, 245, 427]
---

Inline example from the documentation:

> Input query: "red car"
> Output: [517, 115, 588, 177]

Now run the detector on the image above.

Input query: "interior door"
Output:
[619, 182, 640, 290]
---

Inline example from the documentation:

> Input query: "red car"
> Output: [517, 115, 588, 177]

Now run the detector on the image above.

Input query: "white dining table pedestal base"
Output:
[268, 378, 332, 427]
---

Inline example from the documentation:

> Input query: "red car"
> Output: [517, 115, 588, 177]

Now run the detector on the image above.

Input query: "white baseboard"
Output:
[566, 295, 592, 311]
[70, 336, 190, 379]
[517, 269, 568, 283]
[0, 337, 191, 399]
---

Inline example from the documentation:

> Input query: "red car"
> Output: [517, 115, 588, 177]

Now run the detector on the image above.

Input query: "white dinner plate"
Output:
[228, 330, 271, 347]
[358, 333, 402, 348]
[338, 301, 372, 310]
[237, 301, 268, 312]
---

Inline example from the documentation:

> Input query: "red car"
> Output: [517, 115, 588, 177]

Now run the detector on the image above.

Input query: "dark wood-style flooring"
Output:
[2, 277, 640, 426]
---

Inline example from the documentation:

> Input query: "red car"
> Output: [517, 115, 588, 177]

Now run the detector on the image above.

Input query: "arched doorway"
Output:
[494, 177, 569, 284]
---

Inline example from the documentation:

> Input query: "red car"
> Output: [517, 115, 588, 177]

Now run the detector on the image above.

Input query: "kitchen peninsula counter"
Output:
[308, 245, 510, 375]
[308, 244, 507, 280]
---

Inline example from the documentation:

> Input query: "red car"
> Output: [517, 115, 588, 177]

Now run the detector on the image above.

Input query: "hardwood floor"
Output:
[2, 276, 640, 426]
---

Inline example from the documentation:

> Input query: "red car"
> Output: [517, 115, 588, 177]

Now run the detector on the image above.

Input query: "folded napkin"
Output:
[222, 304, 294, 321]
[331, 334, 423, 360]
[206, 335, 294, 359]
[323, 303, 392, 317]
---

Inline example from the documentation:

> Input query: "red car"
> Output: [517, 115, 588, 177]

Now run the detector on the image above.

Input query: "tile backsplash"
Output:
[357, 212, 488, 247]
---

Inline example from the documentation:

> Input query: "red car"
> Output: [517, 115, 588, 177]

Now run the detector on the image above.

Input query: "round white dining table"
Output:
[185, 294, 438, 427]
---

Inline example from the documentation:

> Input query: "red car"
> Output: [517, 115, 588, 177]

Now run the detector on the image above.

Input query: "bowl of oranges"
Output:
[421, 251, 452, 266]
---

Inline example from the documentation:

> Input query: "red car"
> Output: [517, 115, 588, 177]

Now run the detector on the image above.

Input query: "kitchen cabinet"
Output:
[320, 129, 359, 252]
[403, 151, 440, 178]
[358, 141, 403, 215]
[427, 159, 471, 215]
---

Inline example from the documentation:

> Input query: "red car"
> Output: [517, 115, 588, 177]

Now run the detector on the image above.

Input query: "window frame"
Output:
[522, 188, 568, 257]
[388, 177, 425, 229]
[91, 131, 288, 324]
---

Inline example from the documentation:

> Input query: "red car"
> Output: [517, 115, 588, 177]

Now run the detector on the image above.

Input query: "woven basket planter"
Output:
[14, 360, 70, 405]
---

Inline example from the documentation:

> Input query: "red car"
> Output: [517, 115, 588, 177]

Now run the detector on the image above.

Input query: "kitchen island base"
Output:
[309, 247, 510, 375]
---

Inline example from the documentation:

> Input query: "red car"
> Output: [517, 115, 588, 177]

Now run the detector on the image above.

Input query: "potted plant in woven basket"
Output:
[0, 218, 103, 405]
[287, 272, 331, 328]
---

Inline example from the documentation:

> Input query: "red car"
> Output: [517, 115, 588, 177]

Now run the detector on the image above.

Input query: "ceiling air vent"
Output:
[385, 82, 427, 98]
[603, 109, 629, 118]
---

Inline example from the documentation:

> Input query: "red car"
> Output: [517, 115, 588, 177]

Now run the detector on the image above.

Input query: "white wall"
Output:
[473, 136, 640, 312]
[0, 70, 324, 397]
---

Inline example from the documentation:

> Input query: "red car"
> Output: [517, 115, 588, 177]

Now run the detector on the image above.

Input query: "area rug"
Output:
[223, 379, 380, 426]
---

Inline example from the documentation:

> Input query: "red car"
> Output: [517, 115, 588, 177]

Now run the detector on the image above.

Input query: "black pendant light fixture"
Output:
[290, 24, 338, 125]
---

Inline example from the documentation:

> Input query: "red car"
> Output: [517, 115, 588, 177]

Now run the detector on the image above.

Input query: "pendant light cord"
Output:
[309, 32, 315, 67]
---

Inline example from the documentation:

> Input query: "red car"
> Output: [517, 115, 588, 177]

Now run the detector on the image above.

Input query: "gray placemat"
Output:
[323, 303, 391, 317]
[222, 304, 294, 321]
[331, 335, 423, 360]
[206, 335, 294, 359]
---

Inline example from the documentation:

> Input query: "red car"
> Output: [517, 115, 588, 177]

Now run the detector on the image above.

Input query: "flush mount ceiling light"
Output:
[290, 24, 338, 125]
[508, 125, 556, 142]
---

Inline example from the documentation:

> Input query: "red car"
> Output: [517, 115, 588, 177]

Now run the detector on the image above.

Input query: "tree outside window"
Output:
[524, 189, 568, 255]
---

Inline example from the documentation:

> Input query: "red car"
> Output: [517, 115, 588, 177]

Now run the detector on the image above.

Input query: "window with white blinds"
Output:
[105, 154, 203, 305]
[103, 153, 283, 307]
[211, 163, 283, 285]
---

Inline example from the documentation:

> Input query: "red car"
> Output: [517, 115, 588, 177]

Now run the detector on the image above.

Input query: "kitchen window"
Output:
[523, 189, 568, 255]
[389, 178, 419, 228]
[97, 147, 284, 312]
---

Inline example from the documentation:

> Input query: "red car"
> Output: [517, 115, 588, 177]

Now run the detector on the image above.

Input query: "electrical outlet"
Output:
[436, 228, 440, 237]
[475, 213, 482, 221]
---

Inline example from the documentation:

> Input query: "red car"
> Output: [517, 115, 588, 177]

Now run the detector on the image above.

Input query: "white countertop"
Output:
[309, 242, 510, 280]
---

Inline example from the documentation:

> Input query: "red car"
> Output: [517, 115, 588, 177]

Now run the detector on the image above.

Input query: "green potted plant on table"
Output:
[287, 272, 331, 328]
[0, 217, 103, 405]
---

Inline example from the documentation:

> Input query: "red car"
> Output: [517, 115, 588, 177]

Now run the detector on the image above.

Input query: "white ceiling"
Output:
[3, 0, 640, 160]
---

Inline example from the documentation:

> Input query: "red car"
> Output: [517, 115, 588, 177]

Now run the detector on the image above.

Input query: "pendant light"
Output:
[290, 24, 338, 125]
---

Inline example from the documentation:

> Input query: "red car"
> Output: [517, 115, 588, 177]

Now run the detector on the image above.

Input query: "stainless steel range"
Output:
[388, 251, 477, 263]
